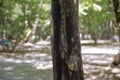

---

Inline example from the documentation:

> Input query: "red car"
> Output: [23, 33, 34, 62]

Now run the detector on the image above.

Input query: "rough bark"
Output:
[52, 0, 84, 80]
[112, 0, 120, 23]
[112, 0, 120, 46]
[112, 0, 120, 65]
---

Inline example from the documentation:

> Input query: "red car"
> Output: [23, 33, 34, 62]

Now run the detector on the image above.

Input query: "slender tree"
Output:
[112, 0, 120, 40]
[112, 0, 120, 65]
[51, 0, 84, 80]
[112, 0, 120, 23]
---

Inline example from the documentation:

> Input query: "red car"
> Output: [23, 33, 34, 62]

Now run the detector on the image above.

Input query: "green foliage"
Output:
[79, 0, 114, 40]
[0, 0, 51, 41]
[0, 0, 116, 44]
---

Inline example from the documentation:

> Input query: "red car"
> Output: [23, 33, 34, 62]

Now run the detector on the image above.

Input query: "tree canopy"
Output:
[0, 0, 116, 45]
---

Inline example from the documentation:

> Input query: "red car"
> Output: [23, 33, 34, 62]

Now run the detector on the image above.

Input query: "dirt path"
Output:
[0, 43, 120, 80]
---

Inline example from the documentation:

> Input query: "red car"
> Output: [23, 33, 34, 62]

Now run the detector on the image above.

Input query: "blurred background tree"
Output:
[0, 0, 117, 47]
[79, 0, 115, 43]
[0, 0, 51, 50]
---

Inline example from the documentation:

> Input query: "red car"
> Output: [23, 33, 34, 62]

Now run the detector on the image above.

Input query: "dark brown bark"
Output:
[112, 0, 120, 65]
[52, 0, 84, 80]
[112, 0, 120, 23]
[112, 0, 120, 43]
[51, 0, 62, 80]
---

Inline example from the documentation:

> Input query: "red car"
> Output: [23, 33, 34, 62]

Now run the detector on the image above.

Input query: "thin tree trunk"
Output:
[29, 14, 39, 42]
[52, 0, 84, 80]
[112, 0, 120, 65]
[112, 0, 120, 48]
[112, 0, 120, 23]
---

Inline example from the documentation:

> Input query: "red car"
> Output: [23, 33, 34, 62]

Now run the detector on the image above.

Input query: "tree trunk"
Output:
[112, 0, 120, 47]
[29, 14, 39, 42]
[112, 0, 120, 65]
[51, 0, 84, 80]
[112, 0, 120, 23]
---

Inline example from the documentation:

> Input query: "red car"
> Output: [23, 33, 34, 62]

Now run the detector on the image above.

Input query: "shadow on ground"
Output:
[0, 41, 120, 80]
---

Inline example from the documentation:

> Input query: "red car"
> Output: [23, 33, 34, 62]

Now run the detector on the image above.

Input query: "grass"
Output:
[0, 62, 53, 80]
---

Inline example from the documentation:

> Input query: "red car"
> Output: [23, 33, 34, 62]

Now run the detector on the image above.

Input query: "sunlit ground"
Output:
[0, 52, 53, 80]
[0, 40, 120, 80]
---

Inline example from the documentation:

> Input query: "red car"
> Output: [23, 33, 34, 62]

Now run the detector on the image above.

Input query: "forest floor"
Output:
[0, 40, 120, 80]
